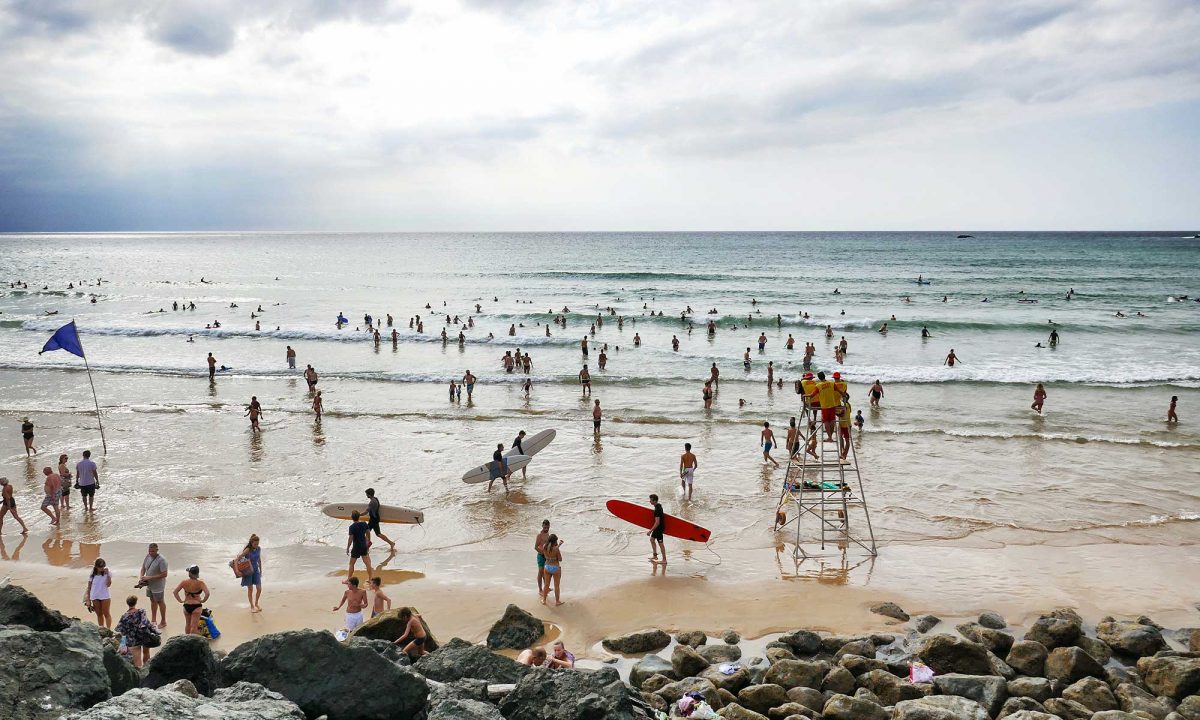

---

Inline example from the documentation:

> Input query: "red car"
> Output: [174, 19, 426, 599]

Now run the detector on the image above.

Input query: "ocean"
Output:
[1, 231, 1198, 601]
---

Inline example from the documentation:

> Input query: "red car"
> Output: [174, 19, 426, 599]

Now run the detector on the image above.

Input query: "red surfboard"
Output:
[606, 499, 711, 543]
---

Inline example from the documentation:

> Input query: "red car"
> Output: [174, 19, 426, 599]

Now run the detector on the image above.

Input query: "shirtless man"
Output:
[757, 332, 767, 351]
[598, 350, 607, 369]
[304, 364, 319, 391]
[534, 519, 551, 595]
[785, 418, 799, 458]
[710, 363, 719, 388]
[512, 430, 530, 478]
[312, 391, 323, 418]
[40, 467, 61, 526]
[581, 337, 589, 356]
[760, 422, 780, 467]
[944, 349, 960, 367]
[207, 353, 217, 380]
[592, 400, 602, 434]
[0, 478, 29, 534]
[578, 365, 591, 396]
[369, 577, 391, 618]
[286, 345, 296, 369]
[392, 608, 429, 657]
[679, 443, 698, 500]
[462, 370, 476, 400]
[245, 396, 263, 431]
[365, 488, 396, 550]
[743, 348, 751, 370]
[331, 576, 369, 631]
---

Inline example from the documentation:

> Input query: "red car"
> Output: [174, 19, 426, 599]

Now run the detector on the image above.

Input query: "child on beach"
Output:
[370, 577, 391, 618]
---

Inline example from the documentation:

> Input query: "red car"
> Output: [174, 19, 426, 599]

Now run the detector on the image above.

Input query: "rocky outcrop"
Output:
[101, 642, 141, 697]
[672, 642, 710, 677]
[63, 681, 306, 720]
[675, 630, 708, 647]
[822, 693, 889, 720]
[978, 612, 1007, 630]
[870, 602, 910, 622]
[1061, 676, 1117, 712]
[859, 668, 929, 705]
[1023, 610, 1082, 650]
[932, 674, 1009, 717]
[221, 628, 428, 720]
[415, 637, 528, 684]
[957, 622, 1014, 655]
[498, 666, 644, 720]
[893, 696, 990, 720]
[143, 634, 222, 696]
[630, 654, 675, 688]
[0, 624, 112, 719]
[1114, 682, 1172, 720]
[915, 615, 942, 633]
[917, 634, 992, 675]
[822, 665, 856, 695]
[1044, 646, 1104, 685]
[1136, 655, 1200, 701]
[737, 683, 789, 715]
[699, 643, 743, 664]
[0, 583, 72, 631]
[602, 628, 671, 654]
[778, 629, 823, 655]
[1006, 677, 1052, 702]
[1095, 620, 1167, 658]
[428, 698, 505, 720]
[485, 604, 544, 650]
[763, 659, 828, 690]
[1005, 640, 1048, 677]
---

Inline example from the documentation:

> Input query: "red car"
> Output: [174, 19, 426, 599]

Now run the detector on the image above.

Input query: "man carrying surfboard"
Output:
[487, 444, 510, 493]
[512, 431, 529, 478]
[364, 488, 396, 550]
[679, 444, 698, 501]
[647, 494, 666, 564]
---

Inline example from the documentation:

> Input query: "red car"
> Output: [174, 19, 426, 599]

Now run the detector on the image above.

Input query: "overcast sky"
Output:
[0, 0, 1197, 231]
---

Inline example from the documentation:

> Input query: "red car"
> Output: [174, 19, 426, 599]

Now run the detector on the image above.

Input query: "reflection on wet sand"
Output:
[42, 536, 102, 569]
[0, 534, 28, 561]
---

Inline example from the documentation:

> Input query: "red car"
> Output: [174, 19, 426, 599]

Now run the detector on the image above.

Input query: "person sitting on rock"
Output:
[391, 607, 429, 657]
[516, 645, 548, 667]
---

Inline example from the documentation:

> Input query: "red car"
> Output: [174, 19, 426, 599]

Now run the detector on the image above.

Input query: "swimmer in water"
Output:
[944, 349, 959, 367]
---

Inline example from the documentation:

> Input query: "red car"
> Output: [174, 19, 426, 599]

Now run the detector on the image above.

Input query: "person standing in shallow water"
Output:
[0, 477, 29, 535]
[236, 534, 263, 612]
[647, 494, 666, 564]
[1031, 383, 1047, 414]
[540, 534, 564, 606]
[20, 417, 36, 456]
[760, 422, 780, 467]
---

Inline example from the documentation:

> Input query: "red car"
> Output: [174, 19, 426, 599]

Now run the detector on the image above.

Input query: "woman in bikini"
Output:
[540, 534, 564, 606]
[172, 565, 210, 635]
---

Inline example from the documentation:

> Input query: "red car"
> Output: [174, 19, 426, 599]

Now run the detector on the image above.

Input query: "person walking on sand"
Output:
[462, 370, 476, 400]
[592, 400, 602, 434]
[138, 543, 168, 628]
[286, 345, 296, 369]
[346, 511, 374, 581]
[312, 390, 323, 418]
[20, 417, 36, 456]
[534, 519, 551, 595]
[173, 565, 210, 635]
[245, 396, 263, 431]
[235, 534, 263, 612]
[868, 380, 884, 408]
[392, 607, 429, 657]
[579, 365, 592, 395]
[207, 353, 216, 380]
[760, 422, 780, 467]
[369, 577, 391, 617]
[944, 349, 960, 367]
[540, 534, 564, 606]
[679, 443, 698, 500]
[365, 488, 396, 550]
[304, 364, 319, 391]
[1031, 383, 1048, 414]
[76, 450, 99, 513]
[57, 454, 71, 511]
[332, 576, 369, 631]
[0, 478, 29, 535]
[1168, 396, 1179, 422]
[40, 467, 61, 526]
[647, 494, 666, 564]
[85, 558, 113, 629]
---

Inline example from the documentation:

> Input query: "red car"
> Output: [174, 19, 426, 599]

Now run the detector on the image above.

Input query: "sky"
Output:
[0, 0, 1197, 232]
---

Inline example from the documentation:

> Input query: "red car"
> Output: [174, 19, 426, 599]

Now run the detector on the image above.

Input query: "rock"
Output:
[1006, 641, 1049, 677]
[1061, 676, 1117, 712]
[1191, 629, 1200, 653]
[656, 677, 722, 707]
[956, 622, 1015, 655]
[721, 704, 770, 720]
[870, 602, 910, 622]
[602, 628, 671, 655]
[428, 677, 491, 705]
[673, 643, 711, 677]
[642, 674, 674, 693]
[1116, 683, 1174, 720]
[485, 604, 544, 651]
[745, 656, 769, 683]
[1044, 646, 1105, 685]
[892, 696, 990, 720]
[1007, 677, 1052, 702]
[701, 665, 754, 694]
[62, 683, 306, 720]
[0, 583, 72, 631]
[429, 698, 505, 720]
[836, 639, 877, 659]
[987, 650, 1018, 680]
[725, 630, 743, 644]
[345, 635, 411, 665]
[822, 636, 872, 654]
[839, 655, 888, 675]
[1076, 635, 1114, 665]
[998, 697, 1046, 718]
[1177, 696, 1200, 720]
[770, 703, 816, 720]
[786, 686, 827, 711]
[720, 688, 739, 707]
[769, 646, 800, 663]
[823, 666, 857, 695]
[349, 607, 437, 648]
[1096, 621, 1168, 659]
[630, 654, 676, 688]
[854, 688, 881, 705]
[1001, 712, 1059, 720]
[764, 659, 829, 690]
[979, 612, 1007, 630]
[499, 666, 642, 720]
[101, 642, 141, 697]
[780, 630, 824, 655]
[1104, 665, 1141, 689]
[1135, 655, 1200, 701]
[1091, 712, 1150, 720]
[676, 630, 708, 647]
[700, 644, 744, 664]
[414, 637, 528, 684]
[643, 690, 668, 712]
[143, 634, 222, 696]
[738, 684, 790, 714]
[915, 616, 942, 634]
[932, 674, 1008, 717]
[859, 668, 929, 705]
[221, 628, 428, 719]
[822, 693, 889, 720]
[916, 634, 993, 676]
[212, 681, 292, 703]
[1023, 613, 1082, 651]
[0, 624, 112, 719]
[1043, 697, 1093, 720]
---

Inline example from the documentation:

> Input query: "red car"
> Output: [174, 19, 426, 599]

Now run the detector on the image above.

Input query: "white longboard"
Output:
[506, 428, 556, 459]
[321, 503, 424, 525]
[462, 454, 531, 484]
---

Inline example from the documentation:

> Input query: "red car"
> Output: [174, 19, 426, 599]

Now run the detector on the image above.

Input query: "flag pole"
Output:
[73, 322, 107, 456]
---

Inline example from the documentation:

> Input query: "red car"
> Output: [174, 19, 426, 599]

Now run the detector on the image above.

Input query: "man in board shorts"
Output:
[679, 443, 698, 500]
[534, 520, 550, 595]
[647, 494, 666, 563]
[365, 488, 396, 550]
[345, 511, 373, 581]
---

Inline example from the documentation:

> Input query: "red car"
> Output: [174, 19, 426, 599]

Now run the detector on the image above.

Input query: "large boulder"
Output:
[602, 628, 670, 654]
[700, 664, 753, 693]
[1005, 641, 1048, 677]
[655, 677, 722, 707]
[1096, 621, 1167, 658]
[956, 622, 1014, 655]
[1177, 696, 1200, 720]
[699, 643, 743, 664]
[1061, 676, 1117, 712]
[786, 686, 827, 712]
[1006, 677, 1052, 702]
[0, 584, 72, 631]
[821, 693, 888, 720]
[839, 654, 887, 675]
[143, 634, 222, 696]
[428, 698, 504, 720]
[859, 669, 929, 705]
[415, 637, 528, 684]
[779, 630, 823, 655]
[870, 602, 910, 622]
[641, 674, 674, 693]
[823, 665, 857, 695]
[836, 639, 877, 659]
[675, 630, 708, 647]
[0, 624, 112, 719]
[1044, 646, 1104, 685]
[62, 681, 305, 719]
[1042, 697, 1094, 720]
[768, 702, 816, 719]
[721, 705, 769, 720]
[764, 659, 828, 690]
[916, 634, 992, 676]
[931, 674, 1008, 717]
[1001, 712, 1060, 720]
[737, 684, 789, 715]
[673, 642, 710, 677]
[1115, 682, 1172, 720]
[630, 654, 676, 688]
[987, 650, 1017, 681]
[101, 642, 141, 697]
[498, 666, 642, 720]
[892, 696, 990, 720]
[978, 612, 1007, 630]
[998, 697, 1046, 718]
[915, 615, 942, 634]
[221, 628, 428, 719]
[1023, 612, 1082, 651]
[350, 607, 438, 647]
[427, 677, 490, 705]
[485, 604, 544, 650]
[1136, 655, 1200, 701]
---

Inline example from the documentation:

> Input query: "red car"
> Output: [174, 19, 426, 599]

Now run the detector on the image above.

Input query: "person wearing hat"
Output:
[20, 417, 36, 456]
[800, 373, 818, 408]
[809, 371, 842, 441]
[832, 372, 849, 402]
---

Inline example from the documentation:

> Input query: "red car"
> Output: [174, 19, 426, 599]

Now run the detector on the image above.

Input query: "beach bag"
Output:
[230, 555, 252, 578]
[909, 661, 934, 683]
[200, 609, 221, 640]
[141, 615, 162, 648]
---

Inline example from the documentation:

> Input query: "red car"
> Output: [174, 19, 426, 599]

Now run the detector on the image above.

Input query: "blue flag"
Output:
[40, 321, 85, 358]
